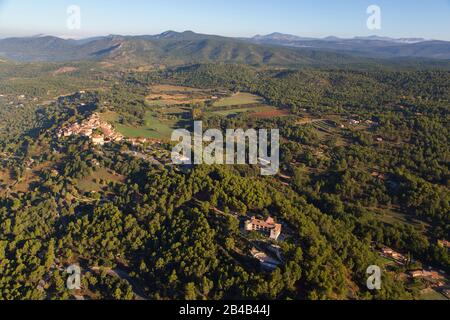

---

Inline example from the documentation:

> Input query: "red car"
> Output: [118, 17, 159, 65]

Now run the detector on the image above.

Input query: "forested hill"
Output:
[0, 60, 448, 300]
[158, 63, 450, 107]
[1, 32, 450, 70]
[0, 33, 356, 66]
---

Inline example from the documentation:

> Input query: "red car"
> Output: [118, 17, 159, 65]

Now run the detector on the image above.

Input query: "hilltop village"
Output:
[56, 113, 157, 146]
[1, 47, 448, 301]
[57, 113, 124, 145]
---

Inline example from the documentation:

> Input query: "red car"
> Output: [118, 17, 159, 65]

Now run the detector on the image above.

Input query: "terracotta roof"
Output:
[248, 216, 281, 232]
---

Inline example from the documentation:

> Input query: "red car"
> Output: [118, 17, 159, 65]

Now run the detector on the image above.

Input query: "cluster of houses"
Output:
[409, 269, 445, 280]
[0, 93, 29, 108]
[345, 119, 384, 142]
[409, 269, 447, 289]
[128, 137, 159, 146]
[347, 119, 379, 126]
[57, 113, 124, 145]
[56, 112, 165, 148]
[381, 247, 448, 290]
[381, 247, 408, 265]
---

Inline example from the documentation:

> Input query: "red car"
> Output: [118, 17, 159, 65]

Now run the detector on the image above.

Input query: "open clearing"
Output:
[5, 161, 53, 193]
[51, 67, 78, 76]
[146, 94, 206, 106]
[213, 92, 265, 107]
[251, 108, 290, 118]
[151, 84, 205, 92]
[106, 88, 286, 139]
[77, 167, 125, 194]
[207, 105, 280, 118]
[419, 289, 448, 300]
[374, 206, 431, 231]
[101, 111, 181, 140]
[208, 92, 286, 118]
[146, 84, 215, 106]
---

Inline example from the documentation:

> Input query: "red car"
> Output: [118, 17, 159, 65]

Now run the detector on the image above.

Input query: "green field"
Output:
[103, 91, 279, 140]
[373, 206, 431, 231]
[208, 105, 273, 117]
[101, 111, 181, 140]
[312, 120, 338, 133]
[213, 92, 264, 107]
[420, 289, 448, 301]
[208, 92, 275, 118]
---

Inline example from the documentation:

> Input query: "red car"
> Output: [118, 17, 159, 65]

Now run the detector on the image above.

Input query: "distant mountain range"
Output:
[0, 31, 367, 67]
[250, 33, 429, 44]
[0, 31, 449, 66]
[247, 33, 450, 59]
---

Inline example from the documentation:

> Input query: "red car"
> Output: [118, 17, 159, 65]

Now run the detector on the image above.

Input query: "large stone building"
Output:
[245, 216, 282, 241]
[92, 134, 105, 146]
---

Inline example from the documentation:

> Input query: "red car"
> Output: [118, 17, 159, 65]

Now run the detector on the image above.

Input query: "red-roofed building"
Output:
[245, 216, 282, 240]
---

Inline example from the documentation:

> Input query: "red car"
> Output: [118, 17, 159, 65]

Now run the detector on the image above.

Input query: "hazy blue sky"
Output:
[0, 0, 449, 40]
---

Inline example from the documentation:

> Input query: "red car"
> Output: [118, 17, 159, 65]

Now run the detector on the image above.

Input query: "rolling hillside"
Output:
[0, 31, 399, 68]
[1, 31, 449, 69]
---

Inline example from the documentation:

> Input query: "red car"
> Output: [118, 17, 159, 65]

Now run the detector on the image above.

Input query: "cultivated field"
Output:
[208, 92, 286, 119]
[101, 111, 181, 140]
[105, 88, 288, 140]
[146, 84, 214, 106]
[213, 92, 264, 107]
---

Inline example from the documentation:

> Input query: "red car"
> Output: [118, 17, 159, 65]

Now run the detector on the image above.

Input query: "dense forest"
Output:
[0, 60, 448, 300]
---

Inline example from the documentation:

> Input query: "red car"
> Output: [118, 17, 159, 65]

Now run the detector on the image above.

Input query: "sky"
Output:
[0, 0, 449, 40]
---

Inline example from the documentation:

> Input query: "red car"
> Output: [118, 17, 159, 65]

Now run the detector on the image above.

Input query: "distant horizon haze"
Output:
[0, 0, 449, 41]
[0, 31, 440, 42]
